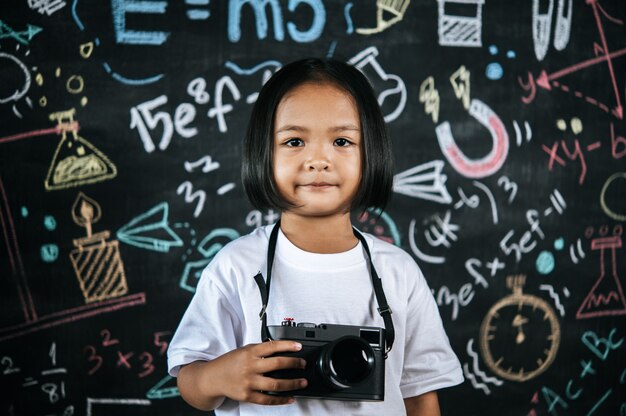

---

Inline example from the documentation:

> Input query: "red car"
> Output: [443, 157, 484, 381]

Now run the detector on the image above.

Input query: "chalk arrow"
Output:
[536, 71, 551, 90]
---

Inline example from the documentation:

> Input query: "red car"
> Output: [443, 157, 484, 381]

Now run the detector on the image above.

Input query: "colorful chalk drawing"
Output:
[576, 225, 626, 319]
[348, 46, 407, 123]
[437, 0, 484, 47]
[532, 0, 572, 61]
[521, 0, 624, 119]
[69, 193, 129, 303]
[86, 398, 151, 416]
[179, 228, 241, 292]
[393, 160, 453, 204]
[0, 180, 146, 343]
[356, 0, 411, 35]
[117, 202, 183, 252]
[436, 99, 510, 178]
[45, 109, 117, 190]
[480, 275, 560, 382]
[147, 375, 180, 399]
[354, 208, 401, 246]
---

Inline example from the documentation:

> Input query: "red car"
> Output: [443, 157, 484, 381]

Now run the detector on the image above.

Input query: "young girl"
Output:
[167, 58, 463, 415]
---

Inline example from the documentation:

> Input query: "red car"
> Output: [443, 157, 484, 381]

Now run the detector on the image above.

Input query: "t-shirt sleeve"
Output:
[167, 265, 242, 377]
[399, 257, 464, 398]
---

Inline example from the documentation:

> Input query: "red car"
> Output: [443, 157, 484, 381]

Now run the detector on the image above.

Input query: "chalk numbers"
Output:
[130, 95, 198, 153]
[84, 329, 171, 378]
[1, 355, 21, 375]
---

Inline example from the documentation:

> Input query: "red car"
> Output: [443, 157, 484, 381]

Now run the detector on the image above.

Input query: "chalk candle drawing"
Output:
[521, 0, 625, 119]
[532, 0, 572, 61]
[437, 0, 484, 47]
[348, 46, 406, 123]
[356, 0, 410, 35]
[69, 193, 129, 303]
[436, 99, 509, 178]
[576, 225, 626, 319]
[479, 275, 560, 382]
[45, 109, 117, 190]
[0, 183, 145, 343]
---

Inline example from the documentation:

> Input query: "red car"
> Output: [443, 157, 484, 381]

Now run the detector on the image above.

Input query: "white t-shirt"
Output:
[168, 224, 463, 415]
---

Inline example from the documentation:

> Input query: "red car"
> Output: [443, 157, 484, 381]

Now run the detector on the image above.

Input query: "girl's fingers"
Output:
[245, 391, 296, 406]
[257, 355, 306, 372]
[253, 375, 308, 394]
[254, 340, 303, 357]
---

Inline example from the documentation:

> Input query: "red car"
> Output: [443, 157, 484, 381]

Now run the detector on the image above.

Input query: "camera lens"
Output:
[318, 335, 375, 389]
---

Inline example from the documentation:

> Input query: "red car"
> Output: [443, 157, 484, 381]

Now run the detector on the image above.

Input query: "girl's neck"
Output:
[279, 212, 358, 254]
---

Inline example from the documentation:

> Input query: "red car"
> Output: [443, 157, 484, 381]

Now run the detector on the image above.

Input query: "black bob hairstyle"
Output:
[241, 57, 394, 214]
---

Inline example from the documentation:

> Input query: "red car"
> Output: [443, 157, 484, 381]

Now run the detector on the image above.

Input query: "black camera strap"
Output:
[253, 220, 395, 356]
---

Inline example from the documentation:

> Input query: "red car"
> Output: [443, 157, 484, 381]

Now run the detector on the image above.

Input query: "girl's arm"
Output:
[404, 391, 441, 416]
[176, 340, 308, 411]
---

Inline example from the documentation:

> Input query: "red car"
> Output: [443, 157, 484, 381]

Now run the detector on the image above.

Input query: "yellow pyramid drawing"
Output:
[45, 109, 117, 191]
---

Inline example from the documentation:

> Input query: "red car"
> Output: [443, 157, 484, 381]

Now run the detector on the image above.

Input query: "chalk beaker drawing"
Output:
[577, 226, 626, 319]
[45, 108, 117, 191]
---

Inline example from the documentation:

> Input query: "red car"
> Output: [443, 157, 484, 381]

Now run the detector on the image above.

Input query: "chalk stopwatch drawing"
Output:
[479, 274, 560, 382]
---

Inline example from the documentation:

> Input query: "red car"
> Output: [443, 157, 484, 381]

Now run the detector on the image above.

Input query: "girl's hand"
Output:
[211, 340, 308, 405]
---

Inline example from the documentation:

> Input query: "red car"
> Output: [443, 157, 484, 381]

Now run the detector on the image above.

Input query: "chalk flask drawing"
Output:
[69, 192, 128, 303]
[45, 109, 117, 191]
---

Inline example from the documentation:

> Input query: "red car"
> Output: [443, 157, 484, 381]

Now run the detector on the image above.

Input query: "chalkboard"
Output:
[1, 1, 625, 415]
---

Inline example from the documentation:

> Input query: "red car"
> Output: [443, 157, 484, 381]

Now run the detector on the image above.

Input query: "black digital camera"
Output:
[265, 320, 386, 401]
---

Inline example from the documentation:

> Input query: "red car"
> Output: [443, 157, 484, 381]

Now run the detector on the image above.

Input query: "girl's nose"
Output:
[305, 158, 330, 171]
[304, 143, 331, 171]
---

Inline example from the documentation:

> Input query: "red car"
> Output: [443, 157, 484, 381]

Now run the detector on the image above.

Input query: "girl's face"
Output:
[273, 82, 362, 219]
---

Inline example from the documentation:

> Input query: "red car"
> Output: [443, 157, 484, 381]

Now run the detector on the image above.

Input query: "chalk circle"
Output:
[39, 96, 47, 107]
[44, 215, 57, 231]
[554, 237, 564, 250]
[0, 52, 31, 104]
[21, 206, 29, 218]
[80, 42, 94, 59]
[485, 62, 503, 80]
[556, 119, 567, 131]
[571, 117, 583, 134]
[66, 75, 84, 94]
[536, 250, 555, 275]
[41, 244, 59, 263]
[600, 172, 626, 221]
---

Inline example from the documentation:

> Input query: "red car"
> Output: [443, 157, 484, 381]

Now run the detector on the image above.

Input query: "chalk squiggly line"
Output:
[344, 3, 354, 34]
[540, 284, 565, 317]
[463, 363, 491, 394]
[467, 339, 503, 386]
[224, 60, 281, 76]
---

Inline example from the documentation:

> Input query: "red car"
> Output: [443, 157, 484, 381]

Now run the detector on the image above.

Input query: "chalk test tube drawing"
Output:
[355, 209, 401, 246]
[479, 275, 560, 382]
[70, 193, 129, 303]
[356, 0, 411, 35]
[576, 226, 626, 319]
[436, 99, 509, 178]
[348, 47, 406, 123]
[0, 180, 145, 343]
[393, 160, 453, 204]
[532, 0, 572, 61]
[437, 0, 484, 47]
[45, 109, 117, 190]
[116, 202, 183, 252]
[524, 1, 625, 119]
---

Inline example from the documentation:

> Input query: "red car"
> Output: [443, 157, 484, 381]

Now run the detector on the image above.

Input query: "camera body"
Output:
[265, 320, 386, 401]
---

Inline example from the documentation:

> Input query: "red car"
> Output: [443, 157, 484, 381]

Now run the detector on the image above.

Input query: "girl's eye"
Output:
[334, 138, 352, 147]
[285, 138, 304, 147]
